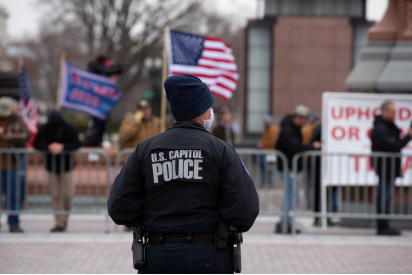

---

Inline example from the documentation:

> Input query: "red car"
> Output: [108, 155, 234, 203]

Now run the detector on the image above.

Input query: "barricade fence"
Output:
[291, 151, 412, 234]
[0, 148, 112, 232]
[2, 148, 412, 234]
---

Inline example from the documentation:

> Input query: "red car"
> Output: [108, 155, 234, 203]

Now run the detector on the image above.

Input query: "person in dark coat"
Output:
[371, 100, 412, 236]
[212, 105, 235, 147]
[307, 123, 337, 227]
[275, 105, 321, 234]
[33, 111, 81, 232]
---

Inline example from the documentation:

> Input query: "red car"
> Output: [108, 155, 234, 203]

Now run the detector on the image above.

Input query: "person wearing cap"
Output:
[118, 100, 161, 152]
[275, 105, 321, 234]
[212, 105, 236, 147]
[0, 97, 30, 233]
[108, 74, 259, 273]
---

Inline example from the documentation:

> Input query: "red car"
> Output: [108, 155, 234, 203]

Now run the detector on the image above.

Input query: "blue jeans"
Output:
[1, 170, 23, 228]
[376, 178, 393, 229]
[330, 187, 339, 212]
[277, 171, 300, 229]
[138, 243, 232, 274]
[259, 156, 271, 186]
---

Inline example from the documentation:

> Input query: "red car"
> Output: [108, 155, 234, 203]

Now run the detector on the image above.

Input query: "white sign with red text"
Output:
[322, 92, 412, 185]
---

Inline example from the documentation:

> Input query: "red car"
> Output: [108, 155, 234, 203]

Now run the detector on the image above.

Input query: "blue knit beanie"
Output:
[164, 74, 214, 121]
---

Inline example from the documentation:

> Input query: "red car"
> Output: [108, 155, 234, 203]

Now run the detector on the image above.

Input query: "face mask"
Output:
[202, 109, 214, 129]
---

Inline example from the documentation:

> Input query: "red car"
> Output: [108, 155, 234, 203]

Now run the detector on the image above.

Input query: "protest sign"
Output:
[59, 62, 121, 120]
[322, 92, 412, 185]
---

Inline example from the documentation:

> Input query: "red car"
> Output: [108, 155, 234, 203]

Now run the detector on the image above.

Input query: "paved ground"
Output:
[1, 215, 412, 273]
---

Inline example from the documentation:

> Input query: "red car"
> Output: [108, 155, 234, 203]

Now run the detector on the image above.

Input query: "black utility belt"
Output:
[148, 232, 214, 245]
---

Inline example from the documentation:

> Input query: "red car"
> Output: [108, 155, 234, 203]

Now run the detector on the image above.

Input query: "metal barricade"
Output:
[290, 151, 412, 234]
[0, 148, 112, 232]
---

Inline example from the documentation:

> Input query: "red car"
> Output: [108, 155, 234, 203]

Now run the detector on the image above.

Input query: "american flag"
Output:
[168, 30, 238, 101]
[18, 67, 39, 134]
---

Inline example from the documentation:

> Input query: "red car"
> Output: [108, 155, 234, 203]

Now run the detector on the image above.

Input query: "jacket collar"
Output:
[373, 115, 397, 129]
[167, 121, 212, 135]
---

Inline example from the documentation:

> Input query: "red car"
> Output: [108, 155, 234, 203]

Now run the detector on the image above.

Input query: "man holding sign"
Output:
[371, 100, 412, 236]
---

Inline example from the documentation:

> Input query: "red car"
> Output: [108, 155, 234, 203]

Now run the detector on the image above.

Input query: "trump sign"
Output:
[59, 62, 121, 120]
[322, 92, 412, 186]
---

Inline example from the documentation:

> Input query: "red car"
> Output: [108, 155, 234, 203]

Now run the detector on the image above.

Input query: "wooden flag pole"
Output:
[17, 55, 24, 72]
[55, 51, 66, 111]
[160, 26, 169, 132]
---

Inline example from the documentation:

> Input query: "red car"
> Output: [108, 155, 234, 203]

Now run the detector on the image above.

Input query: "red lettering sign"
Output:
[332, 107, 343, 119]
[399, 108, 411, 121]
[331, 126, 345, 140]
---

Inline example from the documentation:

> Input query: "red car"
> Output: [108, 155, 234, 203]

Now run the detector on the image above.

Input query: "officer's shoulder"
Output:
[208, 133, 237, 154]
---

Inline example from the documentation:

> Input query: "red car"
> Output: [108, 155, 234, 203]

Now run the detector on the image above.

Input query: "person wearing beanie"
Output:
[108, 74, 259, 273]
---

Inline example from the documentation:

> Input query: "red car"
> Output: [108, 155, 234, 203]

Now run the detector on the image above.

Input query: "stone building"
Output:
[346, 0, 412, 94]
[237, 0, 372, 144]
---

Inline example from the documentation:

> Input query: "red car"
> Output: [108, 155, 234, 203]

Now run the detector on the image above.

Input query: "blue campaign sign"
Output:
[59, 62, 122, 120]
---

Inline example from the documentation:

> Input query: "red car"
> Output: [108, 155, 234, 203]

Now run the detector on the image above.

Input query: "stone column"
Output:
[346, 0, 412, 93]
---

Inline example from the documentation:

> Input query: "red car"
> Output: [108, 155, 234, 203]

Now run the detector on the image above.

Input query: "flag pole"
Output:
[160, 26, 169, 132]
[55, 51, 66, 111]
[17, 55, 24, 72]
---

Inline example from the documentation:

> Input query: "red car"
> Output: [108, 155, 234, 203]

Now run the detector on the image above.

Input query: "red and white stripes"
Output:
[169, 35, 238, 101]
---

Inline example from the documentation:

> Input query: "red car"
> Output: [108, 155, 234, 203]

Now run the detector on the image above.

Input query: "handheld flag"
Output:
[167, 30, 238, 101]
[59, 62, 121, 120]
[18, 67, 39, 143]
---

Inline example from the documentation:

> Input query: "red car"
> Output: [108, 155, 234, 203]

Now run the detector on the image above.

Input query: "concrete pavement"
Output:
[1, 215, 412, 273]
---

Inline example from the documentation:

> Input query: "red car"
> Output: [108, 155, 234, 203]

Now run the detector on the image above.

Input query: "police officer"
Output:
[108, 74, 259, 274]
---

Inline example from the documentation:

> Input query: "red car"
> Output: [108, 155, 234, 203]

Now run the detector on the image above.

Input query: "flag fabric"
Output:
[18, 67, 39, 135]
[168, 30, 239, 101]
[59, 62, 122, 120]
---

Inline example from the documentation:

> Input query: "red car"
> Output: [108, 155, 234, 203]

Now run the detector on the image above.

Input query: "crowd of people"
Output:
[0, 96, 81, 233]
[1, 92, 411, 236]
[256, 101, 412, 236]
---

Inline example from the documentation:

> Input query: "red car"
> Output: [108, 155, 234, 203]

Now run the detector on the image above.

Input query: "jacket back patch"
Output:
[146, 149, 211, 186]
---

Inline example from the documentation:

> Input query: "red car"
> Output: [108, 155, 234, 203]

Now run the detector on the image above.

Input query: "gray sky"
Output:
[0, 0, 388, 40]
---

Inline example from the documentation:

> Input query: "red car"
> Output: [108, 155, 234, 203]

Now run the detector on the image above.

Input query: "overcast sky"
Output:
[0, 0, 388, 40]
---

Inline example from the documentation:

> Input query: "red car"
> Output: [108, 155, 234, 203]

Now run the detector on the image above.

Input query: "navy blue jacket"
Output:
[108, 122, 259, 233]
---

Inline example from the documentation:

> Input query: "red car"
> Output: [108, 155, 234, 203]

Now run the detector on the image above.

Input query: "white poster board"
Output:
[322, 92, 412, 186]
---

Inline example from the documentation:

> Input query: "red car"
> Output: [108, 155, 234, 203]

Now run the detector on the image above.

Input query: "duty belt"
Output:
[148, 232, 214, 245]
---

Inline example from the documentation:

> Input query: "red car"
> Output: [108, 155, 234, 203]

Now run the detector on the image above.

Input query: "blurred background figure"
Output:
[306, 122, 337, 227]
[257, 116, 279, 186]
[0, 97, 30, 233]
[33, 111, 81, 232]
[275, 105, 321, 234]
[212, 105, 236, 147]
[82, 55, 123, 147]
[371, 100, 412, 236]
[301, 112, 320, 211]
[258, 116, 279, 150]
[302, 112, 320, 145]
[118, 100, 161, 151]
